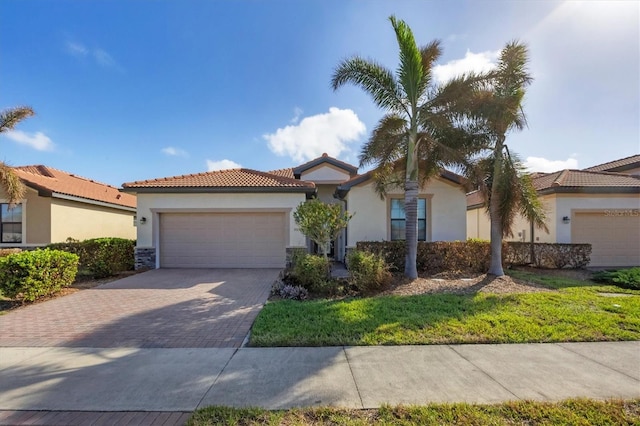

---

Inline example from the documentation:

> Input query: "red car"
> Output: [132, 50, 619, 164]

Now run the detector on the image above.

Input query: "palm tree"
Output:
[0, 106, 34, 204]
[471, 42, 546, 276]
[332, 16, 485, 279]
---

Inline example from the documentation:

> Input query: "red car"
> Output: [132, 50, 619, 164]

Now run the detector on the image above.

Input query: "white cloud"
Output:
[524, 156, 579, 173]
[433, 50, 500, 83]
[65, 41, 122, 71]
[66, 41, 88, 56]
[264, 107, 366, 162]
[3, 130, 55, 151]
[161, 146, 189, 157]
[206, 159, 242, 171]
[290, 107, 303, 124]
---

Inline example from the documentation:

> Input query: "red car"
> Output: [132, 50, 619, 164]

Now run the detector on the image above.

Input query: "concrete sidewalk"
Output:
[1, 341, 638, 416]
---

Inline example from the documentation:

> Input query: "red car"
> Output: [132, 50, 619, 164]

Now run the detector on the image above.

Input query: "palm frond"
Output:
[0, 162, 26, 205]
[0, 106, 35, 133]
[419, 40, 442, 90]
[331, 57, 405, 113]
[518, 173, 548, 232]
[389, 15, 424, 108]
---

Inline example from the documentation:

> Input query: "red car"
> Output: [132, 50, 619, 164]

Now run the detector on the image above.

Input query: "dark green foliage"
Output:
[292, 254, 331, 294]
[593, 267, 640, 290]
[347, 250, 392, 294]
[0, 249, 78, 302]
[48, 237, 135, 278]
[356, 241, 592, 273]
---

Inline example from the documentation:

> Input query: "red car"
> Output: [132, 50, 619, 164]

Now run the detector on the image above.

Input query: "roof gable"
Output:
[14, 165, 136, 209]
[292, 153, 358, 178]
[336, 169, 466, 198]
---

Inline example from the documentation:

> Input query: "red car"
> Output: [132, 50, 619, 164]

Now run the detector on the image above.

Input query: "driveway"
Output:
[0, 269, 277, 348]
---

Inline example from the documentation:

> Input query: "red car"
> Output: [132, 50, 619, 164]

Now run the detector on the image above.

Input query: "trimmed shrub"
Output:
[593, 267, 640, 290]
[48, 237, 135, 278]
[356, 240, 592, 273]
[292, 254, 331, 294]
[347, 250, 392, 294]
[0, 249, 79, 302]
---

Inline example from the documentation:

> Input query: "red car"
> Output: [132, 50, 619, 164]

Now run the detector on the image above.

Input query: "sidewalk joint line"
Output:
[343, 346, 365, 409]
[195, 348, 239, 410]
[447, 345, 521, 401]
[554, 342, 640, 383]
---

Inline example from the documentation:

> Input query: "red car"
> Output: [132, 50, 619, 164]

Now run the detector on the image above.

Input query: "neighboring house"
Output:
[467, 154, 640, 267]
[0, 165, 137, 248]
[122, 153, 468, 269]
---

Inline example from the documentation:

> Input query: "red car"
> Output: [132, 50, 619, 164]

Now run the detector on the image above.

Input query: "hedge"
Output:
[0, 249, 79, 302]
[355, 241, 591, 273]
[47, 238, 135, 278]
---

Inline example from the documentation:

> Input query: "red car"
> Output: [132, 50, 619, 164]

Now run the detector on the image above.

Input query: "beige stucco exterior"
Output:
[134, 192, 308, 251]
[467, 192, 640, 267]
[0, 187, 135, 246]
[300, 164, 351, 183]
[50, 198, 136, 242]
[345, 176, 467, 248]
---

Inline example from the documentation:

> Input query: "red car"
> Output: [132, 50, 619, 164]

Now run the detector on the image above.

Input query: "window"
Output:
[1, 203, 22, 243]
[390, 198, 426, 241]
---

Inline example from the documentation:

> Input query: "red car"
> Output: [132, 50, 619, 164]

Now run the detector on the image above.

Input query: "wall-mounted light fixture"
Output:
[562, 216, 570, 224]
[140, 217, 147, 225]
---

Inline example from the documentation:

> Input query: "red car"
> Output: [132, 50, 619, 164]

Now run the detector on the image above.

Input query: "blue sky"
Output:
[1, 0, 638, 187]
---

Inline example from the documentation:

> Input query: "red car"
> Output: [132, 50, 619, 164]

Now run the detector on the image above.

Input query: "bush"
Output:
[0, 248, 22, 258]
[0, 249, 79, 302]
[347, 250, 392, 294]
[48, 237, 135, 278]
[292, 254, 331, 294]
[279, 285, 309, 300]
[593, 267, 640, 290]
[356, 241, 592, 274]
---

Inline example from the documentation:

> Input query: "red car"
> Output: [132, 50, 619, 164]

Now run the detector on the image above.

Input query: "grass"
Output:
[250, 271, 640, 346]
[188, 399, 640, 425]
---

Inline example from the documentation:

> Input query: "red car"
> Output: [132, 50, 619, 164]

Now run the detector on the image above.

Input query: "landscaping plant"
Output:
[0, 249, 79, 302]
[293, 198, 352, 259]
[593, 267, 640, 290]
[347, 250, 392, 294]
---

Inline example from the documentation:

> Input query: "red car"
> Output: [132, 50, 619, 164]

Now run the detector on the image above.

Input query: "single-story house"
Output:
[0, 165, 137, 248]
[122, 153, 468, 269]
[467, 154, 640, 267]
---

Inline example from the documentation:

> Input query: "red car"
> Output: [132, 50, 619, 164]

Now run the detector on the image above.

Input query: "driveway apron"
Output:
[0, 269, 277, 348]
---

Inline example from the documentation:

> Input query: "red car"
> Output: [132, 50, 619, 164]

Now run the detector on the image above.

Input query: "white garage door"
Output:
[160, 212, 286, 268]
[572, 211, 640, 267]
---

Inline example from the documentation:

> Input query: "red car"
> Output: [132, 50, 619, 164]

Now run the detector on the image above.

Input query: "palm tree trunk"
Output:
[488, 143, 505, 276]
[404, 180, 419, 279]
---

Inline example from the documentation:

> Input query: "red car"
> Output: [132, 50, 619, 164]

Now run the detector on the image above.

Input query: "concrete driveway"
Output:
[0, 269, 277, 348]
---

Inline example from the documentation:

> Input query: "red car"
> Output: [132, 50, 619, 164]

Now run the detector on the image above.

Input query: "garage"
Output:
[572, 210, 640, 267]
[159, 212, 287, 268]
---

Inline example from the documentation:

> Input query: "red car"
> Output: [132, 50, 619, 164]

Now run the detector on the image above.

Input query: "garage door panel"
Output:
[572, 211, 640, 267]
[160, 212, 286, 268]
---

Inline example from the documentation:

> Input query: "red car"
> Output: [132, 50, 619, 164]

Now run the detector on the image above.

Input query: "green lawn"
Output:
[249, 272, 640, 347]
[188, 399, 640, 425]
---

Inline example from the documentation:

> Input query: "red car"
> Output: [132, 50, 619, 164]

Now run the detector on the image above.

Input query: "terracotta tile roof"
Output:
[583, 154, 640, 172]
[466, 190, 485, 208]
[122, 168, 315, 192]
[268, 168, 295, 179]
[533, 169, 640, 191]
[15, 165, 136, 209]
[467, 169, 640, 208]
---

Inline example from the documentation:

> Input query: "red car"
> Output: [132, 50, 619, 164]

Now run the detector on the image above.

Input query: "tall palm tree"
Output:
[471, 42, 546, 276]
[0, 106, 34, 205]
[332, 16, 485, 278]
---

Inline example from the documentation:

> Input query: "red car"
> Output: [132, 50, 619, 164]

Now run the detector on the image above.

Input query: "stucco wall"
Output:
[0, 187, 51, 245]
[316, 184, 340, 204]
[135, 192, 308, 248]
[300, 164, 351, 183]
[50, 198, 136, 242]
[345, 177, 466, 247]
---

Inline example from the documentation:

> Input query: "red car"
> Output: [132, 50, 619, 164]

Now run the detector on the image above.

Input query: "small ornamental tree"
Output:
[293, 198, 353, 259]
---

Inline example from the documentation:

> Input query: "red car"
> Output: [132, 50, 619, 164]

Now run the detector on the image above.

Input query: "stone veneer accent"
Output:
[135, 247, 156, 270]
[285, 247, 307, 268]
